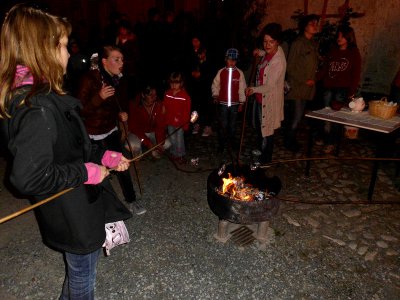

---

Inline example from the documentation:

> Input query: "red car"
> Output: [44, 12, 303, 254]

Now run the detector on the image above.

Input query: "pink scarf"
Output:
[13, 65, 34, 88]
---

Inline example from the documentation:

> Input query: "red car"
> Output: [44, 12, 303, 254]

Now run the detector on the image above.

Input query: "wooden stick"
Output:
[260, 156, 400, 168]
[237, 97, 249, 165]
[1, 113, 200, 225]
[304, 0, 308, 15]
[0, 187, 73, 224]
[2, 155, 400, 224]
[128, 112, 198, 163]
[320, 0, 329, 31]
[237, 55, 262, 164]
[120, 120, 143, 196]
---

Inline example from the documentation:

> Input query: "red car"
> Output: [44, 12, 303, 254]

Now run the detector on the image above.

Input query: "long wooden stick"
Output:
[237, 55, 262, 164]
[2, 155, 400, 224]
[0, 187, 73, 224]
[237, 97, 249, 164]
[0, 114, 198, 224]
[120, 120, 143, 196]
[320, 0, 329, 31]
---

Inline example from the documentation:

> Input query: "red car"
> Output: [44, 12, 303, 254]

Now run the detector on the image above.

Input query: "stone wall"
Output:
[2, 0, 397, 95]
[260, 0, 400, 95]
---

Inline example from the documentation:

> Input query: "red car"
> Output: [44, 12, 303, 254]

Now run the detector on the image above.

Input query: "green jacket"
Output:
[286, 35, 319, 101]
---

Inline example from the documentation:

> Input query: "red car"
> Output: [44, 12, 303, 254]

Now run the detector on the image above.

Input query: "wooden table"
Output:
[305, 107, 400, 201]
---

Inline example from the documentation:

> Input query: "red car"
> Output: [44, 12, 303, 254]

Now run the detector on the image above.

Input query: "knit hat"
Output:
[225, 48, 239, 60]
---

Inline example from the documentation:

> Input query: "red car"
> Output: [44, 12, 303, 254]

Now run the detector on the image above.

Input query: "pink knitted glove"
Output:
[101, 150, 122, 169]
[84, 162, 102, 184]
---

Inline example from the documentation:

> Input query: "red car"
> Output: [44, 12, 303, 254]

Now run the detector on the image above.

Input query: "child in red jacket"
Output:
[211, 48, 247, 152]
[164, 72, 192, 161]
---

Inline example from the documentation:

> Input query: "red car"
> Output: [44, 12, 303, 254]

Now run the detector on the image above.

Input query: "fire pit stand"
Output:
[215, 219, 271, 245]
[207, 164, 281, 248]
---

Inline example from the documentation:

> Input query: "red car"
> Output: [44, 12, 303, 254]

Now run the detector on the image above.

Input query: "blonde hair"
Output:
[0, 3, 72, 118]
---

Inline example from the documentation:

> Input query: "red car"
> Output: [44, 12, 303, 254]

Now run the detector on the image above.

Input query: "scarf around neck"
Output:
[13, 65, 34, 88]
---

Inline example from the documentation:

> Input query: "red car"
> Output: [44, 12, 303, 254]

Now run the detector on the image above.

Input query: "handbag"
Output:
[103, 221, 130, 256]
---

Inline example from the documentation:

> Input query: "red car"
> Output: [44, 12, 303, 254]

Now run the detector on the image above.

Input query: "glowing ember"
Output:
[219, 173, 270, 202]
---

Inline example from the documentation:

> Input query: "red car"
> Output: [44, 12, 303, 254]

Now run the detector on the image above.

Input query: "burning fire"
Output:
[220, 173, 262, 202]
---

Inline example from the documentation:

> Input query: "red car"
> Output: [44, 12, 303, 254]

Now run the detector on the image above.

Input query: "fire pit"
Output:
[207, 164, 281, 247]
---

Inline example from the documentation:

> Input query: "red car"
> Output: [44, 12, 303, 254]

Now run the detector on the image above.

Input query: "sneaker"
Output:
[129, 202, 146, 215]
[202, 126, 212, 137]
[192, 123, 200, 135]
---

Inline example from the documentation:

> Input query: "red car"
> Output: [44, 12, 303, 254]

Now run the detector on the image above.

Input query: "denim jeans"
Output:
[217, 104, 239, 148]
[60, 248, 101, 300]
[323, 88, 347, 108]
[168, 126, 185, 157]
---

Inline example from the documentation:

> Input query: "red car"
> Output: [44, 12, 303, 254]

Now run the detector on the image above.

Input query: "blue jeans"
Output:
[217, 104, 239, 148]
[168, 126, 185, 157]
[60, 248, 101, 300]
[323, 88, 347, 108]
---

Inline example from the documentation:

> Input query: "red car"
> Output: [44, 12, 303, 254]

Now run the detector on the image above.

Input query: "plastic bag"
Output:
[103, 221, 130, 256]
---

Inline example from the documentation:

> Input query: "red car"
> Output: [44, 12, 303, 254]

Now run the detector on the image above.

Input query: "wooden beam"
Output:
[320, 0, 329, 31]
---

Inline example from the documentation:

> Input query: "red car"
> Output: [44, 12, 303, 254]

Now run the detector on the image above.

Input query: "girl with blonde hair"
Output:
[0, 4, 132, 299]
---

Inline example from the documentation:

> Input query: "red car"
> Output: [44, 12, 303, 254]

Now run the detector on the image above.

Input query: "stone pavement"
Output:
[186, 117, 400, 258]
[0, 114, 400, 299]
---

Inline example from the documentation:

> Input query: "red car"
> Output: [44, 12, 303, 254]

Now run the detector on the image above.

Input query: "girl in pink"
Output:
[164, 72, 192, 161]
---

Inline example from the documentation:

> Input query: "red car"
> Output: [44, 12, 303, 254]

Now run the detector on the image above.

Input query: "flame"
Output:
[222, 173, 236, 196]
[221, 173, 253, 201]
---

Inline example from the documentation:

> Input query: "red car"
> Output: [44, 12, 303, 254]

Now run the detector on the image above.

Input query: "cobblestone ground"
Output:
[0, 115, 399, 299]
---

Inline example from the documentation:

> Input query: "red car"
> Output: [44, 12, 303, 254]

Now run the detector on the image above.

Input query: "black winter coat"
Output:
[7, 87, 132, 254]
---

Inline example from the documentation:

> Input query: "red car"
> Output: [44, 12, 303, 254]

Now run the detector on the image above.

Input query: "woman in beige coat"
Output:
[246, 23, 287, 163]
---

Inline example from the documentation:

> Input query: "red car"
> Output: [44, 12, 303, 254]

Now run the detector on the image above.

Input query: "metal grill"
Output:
[230, 226, 256, 247]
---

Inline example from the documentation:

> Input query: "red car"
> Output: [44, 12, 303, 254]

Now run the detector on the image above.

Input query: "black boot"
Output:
[261, 135, 274, 164]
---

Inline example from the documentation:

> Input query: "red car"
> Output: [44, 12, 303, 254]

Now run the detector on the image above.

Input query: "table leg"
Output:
[305, 125, 314, 176]
[334, 125, 343, 157]
[368, 161, 379, 201]
[368, 131, 388, 201]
